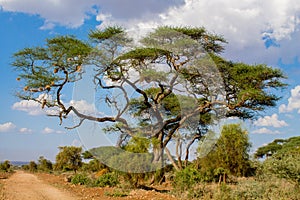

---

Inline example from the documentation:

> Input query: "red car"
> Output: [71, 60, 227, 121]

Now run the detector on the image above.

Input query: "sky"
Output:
[1, 0, 300, 162]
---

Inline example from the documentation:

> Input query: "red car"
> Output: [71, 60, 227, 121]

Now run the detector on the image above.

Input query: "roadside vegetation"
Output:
[13, 127, 300, 199]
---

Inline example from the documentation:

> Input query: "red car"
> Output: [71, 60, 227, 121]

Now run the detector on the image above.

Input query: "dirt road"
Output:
[1, 171, 79, 200]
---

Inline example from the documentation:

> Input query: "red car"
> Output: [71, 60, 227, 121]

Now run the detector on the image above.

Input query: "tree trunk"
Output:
[165, 147, 180, 171]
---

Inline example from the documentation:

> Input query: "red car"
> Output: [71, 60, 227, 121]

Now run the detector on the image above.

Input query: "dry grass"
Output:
[0, 182, 4, 200]
[172, 176, 300, 200]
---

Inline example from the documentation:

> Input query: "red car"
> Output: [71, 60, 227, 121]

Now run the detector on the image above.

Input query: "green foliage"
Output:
[11, 25, 286, 179]
[82, 150, 94, 159]
[22, 165, 29, 171]
[104, 189, 129, 197]
[170, 26, 227, 53]
[260, 147, 300, 184]
[255, 136, 300, 158]
[37, 156, 53, 172]
[71, 173, 92, 185]
[256, 136, 300, 184]
[173, 177, 300, 200]
[173, 167, 202, 192]
[198, 124, 251, 177]
[211, 54, 286, 119]
[90, 146, 156, 173]
[89, 26, 125, 42]
[94, 172, 119, 187]
[54, 146, 82, 173]
[28, 161, 38, 172]
[115, 47, 170, 62]
[12, 35, 92, 108]
[230, 178, 300, 200]
[80, 159, 106, 172]
[0, 160, 11, 172]
[124, 135, 150, 153]
[89, 146, 157, 187]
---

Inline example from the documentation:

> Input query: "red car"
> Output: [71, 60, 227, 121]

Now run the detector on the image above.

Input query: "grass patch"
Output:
[104, 189, 129, 197]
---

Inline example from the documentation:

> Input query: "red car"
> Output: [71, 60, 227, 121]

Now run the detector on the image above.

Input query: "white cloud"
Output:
[0, 0, 183, 29]
[12, 94, 58, 116]
[254, 114, 288, 128]
[279, 85, 300, 113]
[42, 127, 65, 134]
[12, 99, 45, 115]
[2, 0, 300, 64]
[42, 127, 55, 134]
[0, 0, 99, 28]
[96, 0, 300, 65]
[0, 122, 16, 132]
[69, 100, 100, 115]
[252, 128, 281, 134]
[12, 93, 101, 118]
[19, 128, 33, 134]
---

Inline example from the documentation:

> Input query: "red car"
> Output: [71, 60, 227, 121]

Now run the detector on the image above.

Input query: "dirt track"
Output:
[1, 171, 79, 200]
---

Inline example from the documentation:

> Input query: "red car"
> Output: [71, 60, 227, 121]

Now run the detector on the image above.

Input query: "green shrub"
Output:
[231, 177, 300, 200]
[104, 189, 129, 197]
[261, 148, 300, 184]
[173, 167, 202, 192]
[0, 161, 11, 172]
[94, 172, 119, 187]
[28, 161, 38, 172]
[176, 178, 300, 200]
[71, 173, 92, 185]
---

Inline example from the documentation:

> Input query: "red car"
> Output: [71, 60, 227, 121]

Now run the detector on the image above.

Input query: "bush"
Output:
[173, 177, 300, 200]
[0, 160, 11, 172]
[28, 161, 38, 172]
[231, 177, 300, 200]
[260, 148, 300, 184]
[173, 167, 202, 192]
[71, 173, 92, 185]
[37, 156, 53, 172]
[94, 172, 119, 187]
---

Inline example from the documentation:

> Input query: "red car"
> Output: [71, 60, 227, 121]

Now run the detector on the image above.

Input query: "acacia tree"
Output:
[12, 26, 285, 174]
[54, 146, 82, 173]
[255, 136, 300, 158]
[37, 156, 53, 172]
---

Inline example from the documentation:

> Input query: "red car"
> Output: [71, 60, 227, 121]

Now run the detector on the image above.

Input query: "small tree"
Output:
[261, 147, 300, 184]
[54, 146, 82, 173]
[81, 150, 106, 172]
[28, 161, 38, 172]
[197, 124, 251, 178]
[255, 136, 300, 158]
[37, 156, 53, 172]
[257, 136, 300, 184]
[0, 160, 11, 172]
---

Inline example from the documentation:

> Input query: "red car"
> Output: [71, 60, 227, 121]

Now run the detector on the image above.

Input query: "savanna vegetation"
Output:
[15, 131, 300, 199]
[6, 25, 300, 199]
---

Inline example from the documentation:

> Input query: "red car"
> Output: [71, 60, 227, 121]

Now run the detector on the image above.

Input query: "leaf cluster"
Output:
[255, 136, 300, 158]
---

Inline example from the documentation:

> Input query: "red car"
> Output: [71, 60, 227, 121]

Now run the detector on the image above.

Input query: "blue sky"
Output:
[1, 0, 300, 162]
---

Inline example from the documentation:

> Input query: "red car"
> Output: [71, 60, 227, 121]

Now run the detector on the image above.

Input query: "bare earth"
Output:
[1, 171, 79, 200]
[1, 171, 176, 200]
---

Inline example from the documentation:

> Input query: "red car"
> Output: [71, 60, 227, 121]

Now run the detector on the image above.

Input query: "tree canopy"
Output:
[54, 146, 82, 173]
[255, 136, 300, 158]
[197, 123, 251, 177]
[12, 26, 286, 173]
[258, 136, 300, 184]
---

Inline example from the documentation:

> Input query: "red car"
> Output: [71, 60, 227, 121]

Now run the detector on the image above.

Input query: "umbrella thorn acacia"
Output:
[12, 26, 286, 174]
